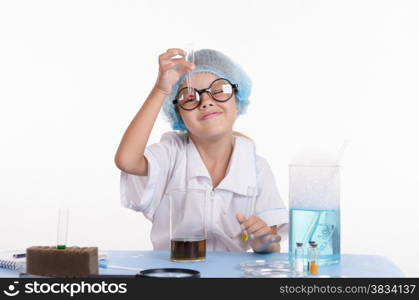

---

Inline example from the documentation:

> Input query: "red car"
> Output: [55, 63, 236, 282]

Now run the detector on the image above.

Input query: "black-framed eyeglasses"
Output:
[172, 78, 238, 111]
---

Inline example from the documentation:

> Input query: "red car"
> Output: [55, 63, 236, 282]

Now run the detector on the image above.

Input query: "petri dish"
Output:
[239, 260, 294, 277]
[246, 269, 294, 278]
[239, 260, 267, 269]
[240, 260, 291, 270]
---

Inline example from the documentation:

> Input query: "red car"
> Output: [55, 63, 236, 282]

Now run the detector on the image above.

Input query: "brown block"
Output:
[26, 246, 98, 278]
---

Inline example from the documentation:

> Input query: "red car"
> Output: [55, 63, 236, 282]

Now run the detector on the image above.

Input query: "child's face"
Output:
[177, 73, 238, 139]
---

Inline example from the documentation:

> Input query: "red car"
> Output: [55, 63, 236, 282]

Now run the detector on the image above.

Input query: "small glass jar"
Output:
[294, 242, 304, 275]
[308, 242, 319, 275]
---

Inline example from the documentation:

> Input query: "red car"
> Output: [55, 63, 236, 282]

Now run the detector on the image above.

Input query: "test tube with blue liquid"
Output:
[57, 208, 69, 249]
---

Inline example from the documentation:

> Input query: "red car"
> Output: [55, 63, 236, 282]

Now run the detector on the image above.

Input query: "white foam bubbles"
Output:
[289, 142, 347, 210]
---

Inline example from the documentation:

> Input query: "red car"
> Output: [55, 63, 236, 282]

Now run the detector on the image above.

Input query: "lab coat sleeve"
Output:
[254, 156, 289, 239]
[120, 131, 183, 221]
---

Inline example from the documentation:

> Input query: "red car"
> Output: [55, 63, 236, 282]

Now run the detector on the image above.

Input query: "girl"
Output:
[115, 48, 288, 253]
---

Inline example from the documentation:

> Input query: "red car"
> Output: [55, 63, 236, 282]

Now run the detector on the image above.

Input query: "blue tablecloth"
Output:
[0, 250, 404, 278]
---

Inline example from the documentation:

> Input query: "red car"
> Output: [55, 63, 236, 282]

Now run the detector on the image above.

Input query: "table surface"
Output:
[0, 250, 404, 278]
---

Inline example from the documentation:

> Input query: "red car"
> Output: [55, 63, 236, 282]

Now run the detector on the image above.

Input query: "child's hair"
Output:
[162, 49, 252, 132]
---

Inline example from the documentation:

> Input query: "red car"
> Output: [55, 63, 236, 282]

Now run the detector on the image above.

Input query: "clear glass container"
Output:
[294, 242, 304, 275]
[308, 242, 319, 275]
[167, 189, 207, 262]
[289, 164, 341, 266]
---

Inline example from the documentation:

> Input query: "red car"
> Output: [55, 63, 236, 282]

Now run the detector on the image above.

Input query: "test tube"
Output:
[57, 208, 69, 249]
[184, 42, 195, 99]
[242, 187, 257, 242]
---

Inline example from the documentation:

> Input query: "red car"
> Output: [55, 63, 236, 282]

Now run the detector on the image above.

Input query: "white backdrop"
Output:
[1, 0, 418, 276]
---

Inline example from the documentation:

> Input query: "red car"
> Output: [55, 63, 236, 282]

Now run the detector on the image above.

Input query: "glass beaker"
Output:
[168, 189, 207, 262]
[288, 164, 341, 266]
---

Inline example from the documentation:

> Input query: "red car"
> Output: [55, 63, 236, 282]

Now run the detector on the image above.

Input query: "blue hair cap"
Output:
[162, 49, 252, 132]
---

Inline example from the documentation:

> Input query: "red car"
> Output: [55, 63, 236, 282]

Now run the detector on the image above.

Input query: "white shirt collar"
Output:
[186, 135, 258, 196]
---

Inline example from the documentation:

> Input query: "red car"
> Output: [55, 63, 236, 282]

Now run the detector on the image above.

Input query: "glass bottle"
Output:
[308, 242, 319, 275]
[294, 242, 304, 275]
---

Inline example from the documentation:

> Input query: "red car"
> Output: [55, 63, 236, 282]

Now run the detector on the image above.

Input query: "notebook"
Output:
[0, 254, 26, 270]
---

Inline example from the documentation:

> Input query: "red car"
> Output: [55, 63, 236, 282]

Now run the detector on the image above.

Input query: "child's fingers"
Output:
[241, 216, 266, 232]
[269, 235, 281, 243]
[251, 226, 272, 239]
[240, 215, 259, 230]
[170, 58, 195, 70]
[246, 220, 266, 235]
[237, 213, 250, 241]
[252, 234, 281, 252]
[159, 48, 186, 60]
[160, 62, 175, 72]
[259, 234, 281, 246]
[158, 51, 185, 67]
[166, 48, 187, 56]
[158, 60, 194, 78]
[158, 52, 175, 64]
[236, 212, 246, 224]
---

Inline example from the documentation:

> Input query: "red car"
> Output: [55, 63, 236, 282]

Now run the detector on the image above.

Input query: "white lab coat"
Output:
[120, 131, 289, 252]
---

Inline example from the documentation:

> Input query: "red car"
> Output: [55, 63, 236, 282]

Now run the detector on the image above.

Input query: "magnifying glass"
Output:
[99, 261, 201, 278]
[137, 268, 200, 278]
[86, 268, 201, 278]
[21, 268, 201, 278]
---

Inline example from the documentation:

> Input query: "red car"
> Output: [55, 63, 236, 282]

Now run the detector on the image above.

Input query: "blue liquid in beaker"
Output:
[289, 208, 340, 266]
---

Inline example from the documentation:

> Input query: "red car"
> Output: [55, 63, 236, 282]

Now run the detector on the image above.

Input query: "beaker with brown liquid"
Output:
[168, 189, 207, 262]
[170, 238, 206, 262]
